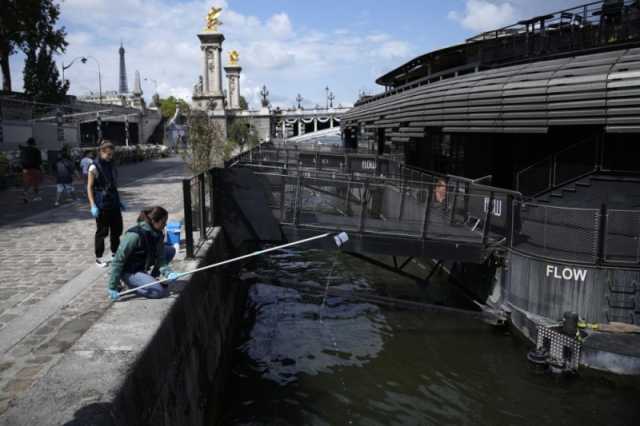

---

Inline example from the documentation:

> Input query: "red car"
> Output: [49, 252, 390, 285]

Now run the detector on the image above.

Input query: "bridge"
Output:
[284, 126, 340, 143]
[272, 106, 349, 140]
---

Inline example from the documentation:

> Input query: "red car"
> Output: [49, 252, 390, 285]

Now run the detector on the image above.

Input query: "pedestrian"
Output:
[88, 140, 126, 267]
[79, 151, 94, 198]
[107, 206, 180, 300]
[20, 137, 42, 203]
[54, 146, 77, 206]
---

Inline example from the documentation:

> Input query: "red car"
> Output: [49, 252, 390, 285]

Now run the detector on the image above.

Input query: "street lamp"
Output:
[144, 77, 159, 105]
[61, 56, 85, 85]
[325, 86, 329, 109]
[144, 77, 158, 93]
[82, 56, 102, 104]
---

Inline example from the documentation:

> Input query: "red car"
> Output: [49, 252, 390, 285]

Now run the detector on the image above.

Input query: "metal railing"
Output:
[253, 170, 513, 245]
[182, 169, 216, 258]
[182, 142, 640, 268]
[511, 201, 601, 263]
[516, 136, 599, 197]
[358, 0, 640, 104]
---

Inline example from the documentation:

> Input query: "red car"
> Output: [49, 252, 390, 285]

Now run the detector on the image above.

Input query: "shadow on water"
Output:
[222, 249, 640, 426]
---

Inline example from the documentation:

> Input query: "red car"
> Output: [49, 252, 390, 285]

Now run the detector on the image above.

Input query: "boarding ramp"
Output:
[222, 145, 519, 263]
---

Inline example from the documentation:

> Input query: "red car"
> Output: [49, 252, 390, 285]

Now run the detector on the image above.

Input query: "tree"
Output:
[182, 112, 225, 173]
[23, 40, 68, 103]
[159, 96, 191, 119]
[0, 0, 67, 92]
[228, 117, 258, 149]
[239, 95, 248, 110]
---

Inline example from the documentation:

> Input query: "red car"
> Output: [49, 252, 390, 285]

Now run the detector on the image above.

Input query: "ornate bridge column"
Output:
[192, 16, 226, 116]
[224, 50, 242, 110]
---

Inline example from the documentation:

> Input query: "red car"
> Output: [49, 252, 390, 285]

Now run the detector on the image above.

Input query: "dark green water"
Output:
[222, 249, 640, 425]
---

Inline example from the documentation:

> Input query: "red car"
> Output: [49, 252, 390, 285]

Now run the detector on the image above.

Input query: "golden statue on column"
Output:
[229, 50, 239, 65]
[205, 6, 222, 32]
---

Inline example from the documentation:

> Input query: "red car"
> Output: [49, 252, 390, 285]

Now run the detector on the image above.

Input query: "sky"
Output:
[7, 0, 586, 109]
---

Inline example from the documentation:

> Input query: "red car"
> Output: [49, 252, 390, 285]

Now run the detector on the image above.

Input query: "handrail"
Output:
[515, 135, 599, 196]
[354, 0, 640, 105]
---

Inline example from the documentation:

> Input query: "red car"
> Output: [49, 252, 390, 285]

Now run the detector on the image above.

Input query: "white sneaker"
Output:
[54, 201, 60, 207]
[32, 196, 42, 202]
[96, 258, 110, 268]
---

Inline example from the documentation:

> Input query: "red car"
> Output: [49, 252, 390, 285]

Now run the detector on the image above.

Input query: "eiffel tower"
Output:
[118, 42, 128, 94]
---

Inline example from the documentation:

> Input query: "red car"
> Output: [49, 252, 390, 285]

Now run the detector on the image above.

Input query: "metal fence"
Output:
[184, 142, 640, 268]
[251, 170, 513, 245]
[604, 209, 640, 264]
[511, 201, 600, 263]
[182, 170, 216, 258]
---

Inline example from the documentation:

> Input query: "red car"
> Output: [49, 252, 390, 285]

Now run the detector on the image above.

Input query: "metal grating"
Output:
[536, 326, 581, 372]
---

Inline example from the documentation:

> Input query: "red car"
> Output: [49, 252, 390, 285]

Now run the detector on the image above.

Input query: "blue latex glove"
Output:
[119, 201, 127, 211]
[167, 272, 180, 283]
[108, 289, 120, 301]
[91, 204, 99, 218]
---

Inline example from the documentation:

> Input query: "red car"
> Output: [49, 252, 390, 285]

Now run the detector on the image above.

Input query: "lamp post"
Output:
[82, 56, 102, 104]
[325, 86, 329, 109]
[144, 77, 158, 93]
[61, 56, 85, 86]
[144, 77, 159, 106]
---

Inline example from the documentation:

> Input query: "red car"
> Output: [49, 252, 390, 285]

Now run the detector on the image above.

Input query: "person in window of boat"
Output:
[107, 206, 180, 300]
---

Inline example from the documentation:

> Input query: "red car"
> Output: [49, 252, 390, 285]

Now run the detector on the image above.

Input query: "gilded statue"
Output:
[205, 6, 222, 32]
[229, 50, 239, 65]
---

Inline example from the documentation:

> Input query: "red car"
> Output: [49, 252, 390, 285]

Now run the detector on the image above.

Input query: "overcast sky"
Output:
[7, 0, 586, 109]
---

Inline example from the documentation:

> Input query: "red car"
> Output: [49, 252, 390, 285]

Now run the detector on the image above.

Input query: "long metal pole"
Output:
[117, 232, 334, 297]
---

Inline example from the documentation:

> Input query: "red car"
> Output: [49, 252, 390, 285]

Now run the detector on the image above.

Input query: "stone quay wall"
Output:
[112, 227, 248, 425]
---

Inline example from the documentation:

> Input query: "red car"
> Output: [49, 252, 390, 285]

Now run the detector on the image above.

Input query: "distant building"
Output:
[78, 43, 145, 110]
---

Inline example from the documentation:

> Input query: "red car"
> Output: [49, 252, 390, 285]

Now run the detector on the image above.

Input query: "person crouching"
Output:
[107, 206, 179, 300]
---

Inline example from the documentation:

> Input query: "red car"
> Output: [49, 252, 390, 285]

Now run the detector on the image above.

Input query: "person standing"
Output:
[88, 140, 125, 267]
[79, 151, 94, 198]
[20, 137, 42, 203]
[54, 147, 77, 206]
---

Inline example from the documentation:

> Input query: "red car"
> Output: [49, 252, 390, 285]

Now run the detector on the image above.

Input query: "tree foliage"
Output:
[239, 95, 248, 110]
[23, 40, 68, 103]
[182, 112, 225, 173]
[227, 117, 258, 149]
[0, 0, 67, 92]
[159, 96, 191, 119]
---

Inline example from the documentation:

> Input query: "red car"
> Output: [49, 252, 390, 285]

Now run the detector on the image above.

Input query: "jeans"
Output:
[122, 246, 176, 299]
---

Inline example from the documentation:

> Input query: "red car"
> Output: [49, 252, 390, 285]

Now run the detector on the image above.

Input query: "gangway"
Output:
[215, 145, 520, 265]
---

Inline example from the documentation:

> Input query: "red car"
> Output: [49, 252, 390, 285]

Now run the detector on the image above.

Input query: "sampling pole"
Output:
[117, 232, 349, 298]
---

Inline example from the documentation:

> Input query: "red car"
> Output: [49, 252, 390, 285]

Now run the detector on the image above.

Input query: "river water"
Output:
[222, 248, 640, 426]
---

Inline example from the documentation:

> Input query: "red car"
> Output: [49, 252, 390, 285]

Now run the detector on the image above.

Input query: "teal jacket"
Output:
[108, 221, 173, 290]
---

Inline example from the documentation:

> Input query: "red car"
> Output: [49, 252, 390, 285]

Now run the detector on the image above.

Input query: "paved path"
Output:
[0, 156, 189, 415]
[0, 158, 179, 227]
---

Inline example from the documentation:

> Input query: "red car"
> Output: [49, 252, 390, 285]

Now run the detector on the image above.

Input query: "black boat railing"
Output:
[516, 136, 600, 197]
[358, 0, 640, 104]
[511, 201, 601, 264]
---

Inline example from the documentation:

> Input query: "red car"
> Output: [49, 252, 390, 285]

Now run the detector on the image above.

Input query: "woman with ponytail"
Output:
[107, 206, 180, 300]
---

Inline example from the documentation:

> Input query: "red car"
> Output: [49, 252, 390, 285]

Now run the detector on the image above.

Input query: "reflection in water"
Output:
[223, 249, 640, 426]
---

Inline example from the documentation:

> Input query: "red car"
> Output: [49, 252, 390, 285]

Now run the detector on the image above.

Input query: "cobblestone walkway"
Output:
[0, 157, 189, 414]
